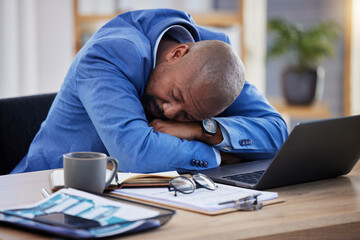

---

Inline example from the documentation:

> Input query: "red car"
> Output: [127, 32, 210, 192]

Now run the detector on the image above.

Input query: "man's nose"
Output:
[162, 102, 182, 120]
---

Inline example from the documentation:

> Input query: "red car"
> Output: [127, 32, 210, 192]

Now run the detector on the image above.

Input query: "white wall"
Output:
[243, 0, 267, 95]
[37, 0, 74, 95]
[0, 0, 73, 98]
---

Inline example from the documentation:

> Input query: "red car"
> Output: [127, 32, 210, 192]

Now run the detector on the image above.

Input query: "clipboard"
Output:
[111, 183, 282, 216]
[0, 188, 175, 239]
[109, 192, 284, 216]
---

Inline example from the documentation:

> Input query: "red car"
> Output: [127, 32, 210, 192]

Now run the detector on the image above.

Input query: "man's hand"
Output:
[149, 119, 202, 141]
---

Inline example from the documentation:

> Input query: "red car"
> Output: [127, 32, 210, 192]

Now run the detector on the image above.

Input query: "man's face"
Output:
[142, 62, 215, 123]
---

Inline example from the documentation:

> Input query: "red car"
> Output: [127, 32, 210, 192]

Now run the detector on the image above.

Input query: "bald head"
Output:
[180, 40, 245, 115]
[144, 39, 245, 122]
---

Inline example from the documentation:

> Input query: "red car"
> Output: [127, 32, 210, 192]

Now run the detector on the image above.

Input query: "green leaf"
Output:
[267, 18, 341, 70]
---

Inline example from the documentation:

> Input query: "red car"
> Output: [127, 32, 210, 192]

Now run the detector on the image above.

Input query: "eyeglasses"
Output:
[168, 173, 217, 196]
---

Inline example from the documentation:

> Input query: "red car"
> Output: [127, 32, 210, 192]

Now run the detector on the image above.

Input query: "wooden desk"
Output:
[1, 162, 360, 240]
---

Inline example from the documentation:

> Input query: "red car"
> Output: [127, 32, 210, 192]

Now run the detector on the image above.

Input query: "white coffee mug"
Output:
[63, 152, 118, 194]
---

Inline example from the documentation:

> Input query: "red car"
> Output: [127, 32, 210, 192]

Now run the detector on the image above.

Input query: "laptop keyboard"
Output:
[223, 170, 265, 185]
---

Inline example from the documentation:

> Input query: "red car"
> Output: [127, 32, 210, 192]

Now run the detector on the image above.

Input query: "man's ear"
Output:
[165, 44, 189, 62]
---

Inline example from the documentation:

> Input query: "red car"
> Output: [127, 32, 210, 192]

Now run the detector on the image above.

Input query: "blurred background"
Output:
[0, 0, 359, 130]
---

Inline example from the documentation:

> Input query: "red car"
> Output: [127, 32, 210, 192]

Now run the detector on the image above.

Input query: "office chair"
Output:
[0, 93, 56, 175]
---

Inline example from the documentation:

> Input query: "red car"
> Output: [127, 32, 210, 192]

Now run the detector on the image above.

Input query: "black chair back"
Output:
[0, 93, 56, 175]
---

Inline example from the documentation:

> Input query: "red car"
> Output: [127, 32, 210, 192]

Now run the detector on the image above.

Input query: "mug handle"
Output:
[105, 157, 119, 188]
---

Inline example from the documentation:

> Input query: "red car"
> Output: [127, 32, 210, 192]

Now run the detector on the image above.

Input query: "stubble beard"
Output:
[141, 93, 166, 122]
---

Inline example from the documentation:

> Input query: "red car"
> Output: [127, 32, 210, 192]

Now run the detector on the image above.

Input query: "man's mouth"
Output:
[141, 94, 165, 121]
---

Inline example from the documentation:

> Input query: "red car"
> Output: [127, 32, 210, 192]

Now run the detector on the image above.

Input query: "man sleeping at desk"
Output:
[11, 8, 288, 174]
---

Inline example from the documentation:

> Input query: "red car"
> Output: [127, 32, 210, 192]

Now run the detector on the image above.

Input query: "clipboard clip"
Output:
[218, 193, 263, 211]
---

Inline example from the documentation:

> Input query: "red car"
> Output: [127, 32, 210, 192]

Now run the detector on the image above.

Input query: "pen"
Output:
[218, 193, 261, 205]
[41, 188, 51, 198]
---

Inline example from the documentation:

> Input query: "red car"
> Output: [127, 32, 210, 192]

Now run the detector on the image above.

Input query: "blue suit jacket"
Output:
[12, 9, 288, 173]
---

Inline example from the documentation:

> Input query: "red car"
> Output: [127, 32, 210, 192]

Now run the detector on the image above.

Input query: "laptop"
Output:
[192, 115, 360, 190]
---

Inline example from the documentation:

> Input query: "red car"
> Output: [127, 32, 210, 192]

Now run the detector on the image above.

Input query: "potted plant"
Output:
[267, 18, 340, 105]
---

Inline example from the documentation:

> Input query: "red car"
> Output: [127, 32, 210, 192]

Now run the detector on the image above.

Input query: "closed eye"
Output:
[172, 88, 185, 104]
[171, 89, 181, 103]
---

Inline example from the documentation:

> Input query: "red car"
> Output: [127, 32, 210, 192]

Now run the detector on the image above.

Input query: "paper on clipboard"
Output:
[113, 183, 278, 214]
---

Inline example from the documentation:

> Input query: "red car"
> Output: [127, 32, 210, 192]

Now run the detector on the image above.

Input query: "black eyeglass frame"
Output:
[168, 173, 217, 197]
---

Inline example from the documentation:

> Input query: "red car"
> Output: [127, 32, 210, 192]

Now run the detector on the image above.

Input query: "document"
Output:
[113, 183, 278, 214]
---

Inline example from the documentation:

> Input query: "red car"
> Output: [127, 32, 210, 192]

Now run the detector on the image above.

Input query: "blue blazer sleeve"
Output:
[214, 82, 288, 160]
